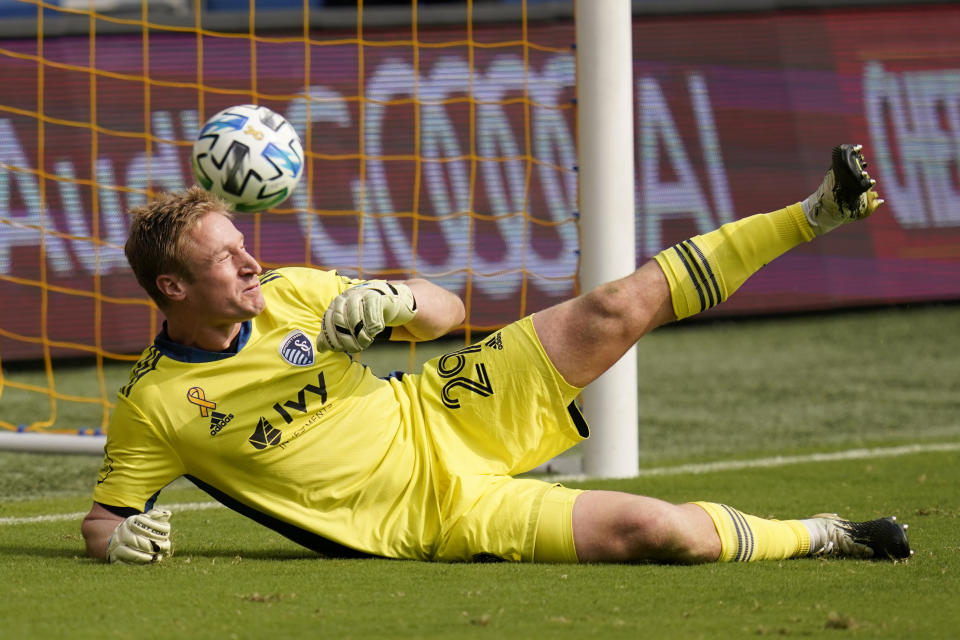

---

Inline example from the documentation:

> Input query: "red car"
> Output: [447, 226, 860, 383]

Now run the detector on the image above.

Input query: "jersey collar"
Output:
[154, 320, 252, 363]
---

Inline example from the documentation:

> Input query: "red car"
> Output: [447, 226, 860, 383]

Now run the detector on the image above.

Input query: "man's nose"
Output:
[240, 251, 262, 275]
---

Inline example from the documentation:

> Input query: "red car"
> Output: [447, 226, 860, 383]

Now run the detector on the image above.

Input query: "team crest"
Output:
[279, 329, 315, 366]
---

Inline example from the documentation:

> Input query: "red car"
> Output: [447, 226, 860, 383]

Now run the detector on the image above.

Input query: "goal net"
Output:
[0, 0, 580, 441]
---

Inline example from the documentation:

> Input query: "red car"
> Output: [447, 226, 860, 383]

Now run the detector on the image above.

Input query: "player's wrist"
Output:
[105, 509, 173, 565]
[318, 280, 417, 352]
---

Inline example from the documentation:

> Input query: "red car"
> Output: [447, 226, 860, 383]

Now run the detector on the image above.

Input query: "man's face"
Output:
[175, 211, 265, 322]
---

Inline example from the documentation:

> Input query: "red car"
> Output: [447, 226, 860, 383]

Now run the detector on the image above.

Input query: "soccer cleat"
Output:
[801, 143, 885, 236]
[808, 513, 913, 560]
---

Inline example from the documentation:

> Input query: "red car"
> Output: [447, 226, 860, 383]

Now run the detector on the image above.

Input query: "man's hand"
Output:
[318, 280, 417, 353]
[105, 509, 172, 564]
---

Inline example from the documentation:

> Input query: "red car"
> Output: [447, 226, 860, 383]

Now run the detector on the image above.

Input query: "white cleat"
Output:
[808, 513, 913, 560]
[801, 143, 885, 236]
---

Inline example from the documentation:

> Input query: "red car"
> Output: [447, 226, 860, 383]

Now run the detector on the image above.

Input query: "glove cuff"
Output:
[381, 281, 417, 326]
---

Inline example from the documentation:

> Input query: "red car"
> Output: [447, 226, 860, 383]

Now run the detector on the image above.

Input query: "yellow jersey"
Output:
[95, 266, 589, 561]
[94, 266, 440, 559]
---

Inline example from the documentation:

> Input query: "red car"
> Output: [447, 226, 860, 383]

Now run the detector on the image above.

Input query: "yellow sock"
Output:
[653, 203, 815, 320]
[694, 501, 811, 562]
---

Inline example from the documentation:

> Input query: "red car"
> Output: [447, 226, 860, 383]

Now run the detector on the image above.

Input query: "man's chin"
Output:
[239, 290, 266, 316]
[246, 296, 266, 318]
[228, 301, 264, 323]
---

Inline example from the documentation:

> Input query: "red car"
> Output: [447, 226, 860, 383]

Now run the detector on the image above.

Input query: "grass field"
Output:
[2, 305, 959, 638]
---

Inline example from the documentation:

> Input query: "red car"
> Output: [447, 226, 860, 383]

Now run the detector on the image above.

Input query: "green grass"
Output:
[2, 452, 958, 639]
[2, 304, 959, 638]
[633, 304, 960, 462]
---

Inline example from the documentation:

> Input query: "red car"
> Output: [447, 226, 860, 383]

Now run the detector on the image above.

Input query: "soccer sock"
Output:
[693, 501, 812, 562]
[653, 203, 815, 320]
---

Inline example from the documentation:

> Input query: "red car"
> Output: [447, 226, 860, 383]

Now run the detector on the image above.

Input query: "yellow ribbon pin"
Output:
[187, 386, 217, 417]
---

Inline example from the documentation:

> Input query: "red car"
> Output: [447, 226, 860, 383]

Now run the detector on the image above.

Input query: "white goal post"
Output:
[576, 0, 639, 478]
[0, 431, 106, 455]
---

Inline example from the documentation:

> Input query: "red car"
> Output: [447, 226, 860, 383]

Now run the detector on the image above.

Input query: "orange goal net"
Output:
[0, 0, 579, 435]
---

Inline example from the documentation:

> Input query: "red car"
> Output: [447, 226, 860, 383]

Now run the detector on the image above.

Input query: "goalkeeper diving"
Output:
[83, 144, 912, 565]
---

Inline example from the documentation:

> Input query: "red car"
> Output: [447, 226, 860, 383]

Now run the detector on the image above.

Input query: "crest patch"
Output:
[279, 329, 315, 366]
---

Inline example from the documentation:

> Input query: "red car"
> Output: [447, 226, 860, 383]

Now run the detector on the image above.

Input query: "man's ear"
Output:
[156, 274, 186, 303]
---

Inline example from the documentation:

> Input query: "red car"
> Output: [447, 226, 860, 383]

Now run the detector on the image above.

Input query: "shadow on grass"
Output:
[173, 547, 323, 561]
[0, 541, 325, 562]
[0, 542, 88, 559]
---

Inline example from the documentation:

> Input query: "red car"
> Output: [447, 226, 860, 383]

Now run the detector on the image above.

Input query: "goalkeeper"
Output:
[83, 144, 911, 565]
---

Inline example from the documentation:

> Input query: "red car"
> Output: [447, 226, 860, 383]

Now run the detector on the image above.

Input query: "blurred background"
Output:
[1, 0, 958, 435]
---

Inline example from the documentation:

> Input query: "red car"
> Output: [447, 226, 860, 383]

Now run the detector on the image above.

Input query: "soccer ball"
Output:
[191, 104, 304, 213]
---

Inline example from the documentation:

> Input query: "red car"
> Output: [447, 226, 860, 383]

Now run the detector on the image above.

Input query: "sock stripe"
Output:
[741, 512, 756, 561]
[720, 504, 744, 561]
[685, 239, 723, 306]
[655, 206, 812, 323]
[671, 244, 707, 312]
[721, 504, 755, 562]
[740, 510, 756, 561]
[677, 242, 715, 310]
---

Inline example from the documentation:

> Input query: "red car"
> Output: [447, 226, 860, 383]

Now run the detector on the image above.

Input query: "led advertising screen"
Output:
[1, 5, 959, 360]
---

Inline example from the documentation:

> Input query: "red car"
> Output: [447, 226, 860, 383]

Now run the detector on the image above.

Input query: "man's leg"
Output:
[569, 491, 912, 563]
[570, 491, 721, 563]
[570, 493, 812, 564]
[536, 145, 906, 563]
[532, 261, 674, 388]
[533, 144, 883, 389]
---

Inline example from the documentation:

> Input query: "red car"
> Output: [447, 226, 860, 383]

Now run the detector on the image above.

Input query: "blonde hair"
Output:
[125, 186, 233, 308]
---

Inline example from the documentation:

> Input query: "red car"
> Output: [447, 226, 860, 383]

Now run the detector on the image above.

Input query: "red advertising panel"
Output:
[1, 6, 959, 361]
[634, 6, 960, 314]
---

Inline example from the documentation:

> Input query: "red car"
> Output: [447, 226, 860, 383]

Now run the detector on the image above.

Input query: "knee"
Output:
[620, 504, 717, 564]
[580, 284, 638, 342]
[583, 282, 632, 320]
[580, 267, 669, 341]
[574, 494, 719, 564]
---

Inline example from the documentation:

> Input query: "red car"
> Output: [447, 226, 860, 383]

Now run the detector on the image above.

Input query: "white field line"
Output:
[0, 501, 224, 526]
[635, 441, 960, 476]
[3, 441, 959, 527]
[542, 441, 960, 481]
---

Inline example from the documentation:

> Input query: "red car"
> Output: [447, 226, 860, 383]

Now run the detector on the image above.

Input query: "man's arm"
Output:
[81, 502, 124, 560]
[388, 278, 465, 342]
[318, 277, 465, 353]
[81, 502, 173, 563]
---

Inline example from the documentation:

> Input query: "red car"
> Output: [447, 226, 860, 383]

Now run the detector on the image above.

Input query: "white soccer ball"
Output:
[191, 104, 304, 212]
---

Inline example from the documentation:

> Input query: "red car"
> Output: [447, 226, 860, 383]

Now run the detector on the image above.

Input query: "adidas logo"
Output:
[209, 411, 234, 436]
[484, 332, 503, 350]
[248, 417, 282, 450]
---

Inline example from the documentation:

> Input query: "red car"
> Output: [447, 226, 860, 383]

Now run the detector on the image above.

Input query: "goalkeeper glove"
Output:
[105, 509, 172, 565]
[318, 280, 417, 353]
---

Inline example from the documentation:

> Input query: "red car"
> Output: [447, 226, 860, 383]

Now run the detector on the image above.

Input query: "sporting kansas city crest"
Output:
[278, 329, 314, 366]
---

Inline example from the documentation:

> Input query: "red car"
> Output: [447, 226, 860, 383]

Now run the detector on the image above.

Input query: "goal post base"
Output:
[0, 431, 106, 455]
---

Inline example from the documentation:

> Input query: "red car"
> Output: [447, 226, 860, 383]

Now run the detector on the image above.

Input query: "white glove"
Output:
[105, 509, 172, 565]
[318, 280, 417, 353]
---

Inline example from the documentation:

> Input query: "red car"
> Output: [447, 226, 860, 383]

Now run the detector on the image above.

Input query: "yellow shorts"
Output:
[413, 315, 589, 563]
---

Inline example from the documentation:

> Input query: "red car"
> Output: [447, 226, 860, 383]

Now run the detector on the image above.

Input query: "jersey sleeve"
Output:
[275, 266, 368, 316]
[92, 394, 186, 511]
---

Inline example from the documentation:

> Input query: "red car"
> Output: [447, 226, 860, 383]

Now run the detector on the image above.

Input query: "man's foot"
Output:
[801, 143, 884, 235]
[807, 513, 913, 560]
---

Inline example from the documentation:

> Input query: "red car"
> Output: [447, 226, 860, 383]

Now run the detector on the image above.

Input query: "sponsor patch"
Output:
[249, 417, 282, 450]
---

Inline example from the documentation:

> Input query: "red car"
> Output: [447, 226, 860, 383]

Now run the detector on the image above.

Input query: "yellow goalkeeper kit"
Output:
[94, 266, 588, 561]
